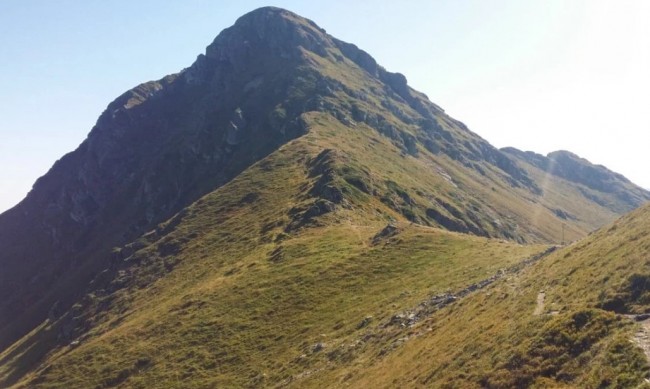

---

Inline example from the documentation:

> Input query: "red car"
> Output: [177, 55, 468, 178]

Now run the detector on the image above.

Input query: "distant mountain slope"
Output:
[1, 6, 649, 387]
[503, 147, 650, 214]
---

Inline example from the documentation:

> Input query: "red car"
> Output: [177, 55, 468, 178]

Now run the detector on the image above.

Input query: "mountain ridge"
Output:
[1, 6, 649, 388]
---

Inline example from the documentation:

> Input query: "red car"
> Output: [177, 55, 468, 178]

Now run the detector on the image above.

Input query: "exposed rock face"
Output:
[372, 224, 400, 245]
[0, 7, 325, 348]
[226, 108, 247, 145]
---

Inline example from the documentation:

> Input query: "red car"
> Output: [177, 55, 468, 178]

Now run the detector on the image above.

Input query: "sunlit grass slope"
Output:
[0, 112, 549, 388]
[305, 205, 650, 388]
[3, 99, 650, 388]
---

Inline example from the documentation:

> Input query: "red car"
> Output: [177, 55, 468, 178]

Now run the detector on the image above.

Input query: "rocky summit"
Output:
[1, 7, 650, 388]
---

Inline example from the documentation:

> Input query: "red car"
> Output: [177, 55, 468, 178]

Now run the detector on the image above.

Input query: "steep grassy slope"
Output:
[7, 112, 650, 388]
[296, 205, 650, 388]
[0, 114, 548, 388]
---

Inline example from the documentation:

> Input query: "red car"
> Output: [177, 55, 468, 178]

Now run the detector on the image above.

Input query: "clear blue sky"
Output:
[1, 1, 649, 213]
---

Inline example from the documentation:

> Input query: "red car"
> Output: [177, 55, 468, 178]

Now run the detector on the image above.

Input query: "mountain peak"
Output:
[232, 6, 327, 39]
[235, 6, 306, 24]
[204, 6, 331, 64]
[3, 7, 650, 388]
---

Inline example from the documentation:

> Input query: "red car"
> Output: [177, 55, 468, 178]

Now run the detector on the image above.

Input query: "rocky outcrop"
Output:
[371, 224, 400, 245]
